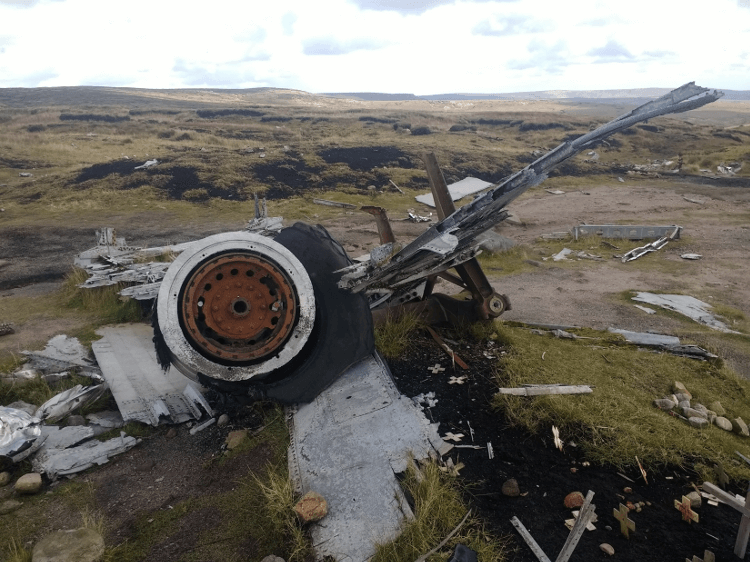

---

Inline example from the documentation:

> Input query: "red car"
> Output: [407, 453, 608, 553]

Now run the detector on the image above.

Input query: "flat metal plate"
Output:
[415, 176, 493, 207]
[92, 324, 213, 426]
[289, 353, 451, 561]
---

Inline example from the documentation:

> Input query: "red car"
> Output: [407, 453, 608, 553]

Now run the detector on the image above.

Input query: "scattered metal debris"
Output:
[22, 335, 103, 381]
[681, 253, 702, 260]
[572, 224, 682, 241]
[311, 198, 357, 209]
[621, 226, 681, 262]
[683, 196, 705, 205]
[91, 324, 213, 426]
[134, 159, 158, 170]
[415, 176, 493, 207]
[609, 328, 718, 359]
[632, 293, 740, 333]
[407, 209, 432, 222]
[32, 431, 139, 480]
[498, 384, 593, 396]
[288, 353, 452, 561]
[35, 384, 109, 423]
[0, 406, 41, 462]
[633, 305, 656, 315]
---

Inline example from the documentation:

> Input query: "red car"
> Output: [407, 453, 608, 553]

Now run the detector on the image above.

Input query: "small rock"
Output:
[261, 556, 285, 562]
[692, 403, 708, 415]
[673, 382, 692, 399]
[714, 416, 733, 431]
[217, 414, 230, 427]
[564, 491, 584, 508]
[15, 473, 42, 495]
[623, 487, 632, 494]
[709, 401, 726, 416]
[19, 172, 33, 177]
[683, 407, 707, 420]
[32, 527, 104, 562]
[226, 429, 249, 450]
[653, 399, 675, 411]
[688, 416, 709, 429]
[0, 499, 22, 514]
[294, 491, 327, 523]
[66, 415, 86, 427]
[733, 417, 750, 437]
[678, 400, 691, 410]
[0, 471, 11, 486]
[166, 427, 177, 439]
[7, 400, 38, 416]
[136, 460, 155, 472]
[600, 543, 615, 556]
[501, 478, 520, 497]
[686, 491, 702, 509]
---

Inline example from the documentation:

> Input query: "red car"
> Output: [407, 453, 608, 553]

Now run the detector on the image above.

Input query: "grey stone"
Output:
[706, 410, 717, 424]
[688, 416, 709, 429]
[501, 478, 520, 497]
[732, 417, 750, 437]
[600, 543, 615, 556]
[692, 403, 708, 416]
[261, 557, 285, 562]
[653, 399, 675, 411]
[0, 499, 22, 514]
[15, 473, 42, 495]
[675, 393, 691, 403]
[683, 407, 707, 420]
[673, 382, 692, 399]
[217, 414, 230, 427]
[0, 471, 11, 486]
[686, 491, 702, 509]
[709, 401, 726, 416]
[714, 416, 733, 431]
[32, 527, 104, 562]
[678, 400, 691, 410]
[7, 400, 38, 416]
[66, 415, 86, 427]
[477, 231, 516, 254]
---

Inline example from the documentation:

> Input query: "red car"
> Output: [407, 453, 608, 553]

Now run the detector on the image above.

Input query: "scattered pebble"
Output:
[0, 471, 11, 487]
[564, 491, 585, 508]
[600, 543, 615, 556]
[15, 473, 42, 495]
[166, 427, 178, 439]
[501, 478, 520, 497]
[623, 487, 632, 494]
[0, 499, 22, 515]
[217, 414, 230, 427]
[294, 491, 327, 523]
[686, 491, 702, 509]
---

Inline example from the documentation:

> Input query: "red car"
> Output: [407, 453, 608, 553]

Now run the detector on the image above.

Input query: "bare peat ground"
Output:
[387, 330, 747, 562]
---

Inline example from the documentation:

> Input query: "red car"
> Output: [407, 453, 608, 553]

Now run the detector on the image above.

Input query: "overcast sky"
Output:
[1, 0, 748, 94]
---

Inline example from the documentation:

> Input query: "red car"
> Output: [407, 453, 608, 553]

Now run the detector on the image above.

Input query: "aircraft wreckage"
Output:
[78, 83, 723, 404]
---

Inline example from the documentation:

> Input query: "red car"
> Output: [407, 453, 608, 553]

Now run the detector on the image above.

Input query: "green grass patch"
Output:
[374, 313, 423, 359]
[372, 460, 507, 562]
[492, 322, 750, 482]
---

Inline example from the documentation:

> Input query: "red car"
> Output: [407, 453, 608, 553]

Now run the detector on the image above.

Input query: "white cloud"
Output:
[0, 0, 749, 92]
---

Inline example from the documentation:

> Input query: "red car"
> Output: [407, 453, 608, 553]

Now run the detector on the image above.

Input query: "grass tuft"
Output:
[373, 460, 507, 562]
[374, 313, 423, 359]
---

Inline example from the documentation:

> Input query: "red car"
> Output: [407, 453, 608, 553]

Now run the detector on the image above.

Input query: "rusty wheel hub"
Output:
[181, 253, 298, 363]
[157, 231, 316, 383]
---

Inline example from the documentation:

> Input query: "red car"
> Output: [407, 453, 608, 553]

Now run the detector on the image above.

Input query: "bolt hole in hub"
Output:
[157, 232, 316, 383]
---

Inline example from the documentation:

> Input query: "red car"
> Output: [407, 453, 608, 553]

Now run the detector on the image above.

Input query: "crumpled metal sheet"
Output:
[415, 176, 493, 207]
[632, 292, 741, 334]
[22, 335, 103, 381]
[35, 384, 109, 423]
[288, 353, 452, 561]
[32, 432, 139, 479]
[0, 406, 42, 460]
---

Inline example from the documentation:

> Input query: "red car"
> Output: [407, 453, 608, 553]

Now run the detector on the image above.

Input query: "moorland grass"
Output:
[491, 321, 750, 483]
